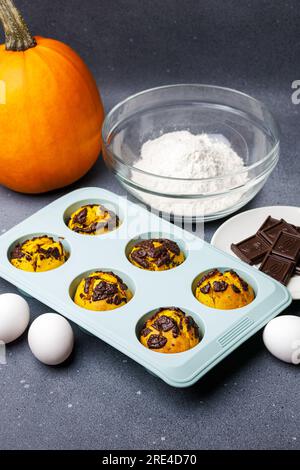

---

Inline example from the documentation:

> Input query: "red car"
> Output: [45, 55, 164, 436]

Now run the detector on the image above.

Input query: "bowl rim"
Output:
[102, 83, 280, 183]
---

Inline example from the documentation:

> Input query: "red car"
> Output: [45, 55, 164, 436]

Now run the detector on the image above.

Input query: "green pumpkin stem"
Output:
[0, 0, 36, 51]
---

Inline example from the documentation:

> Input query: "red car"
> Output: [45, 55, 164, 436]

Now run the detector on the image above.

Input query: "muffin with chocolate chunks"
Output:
[74, 271, 132, 311]
[140, 307, 200, 353]
[10, 235, 68, 272]
[68, 204, 119, 235]
[195, 269, 255, 309]
[128, 238, 185, 271]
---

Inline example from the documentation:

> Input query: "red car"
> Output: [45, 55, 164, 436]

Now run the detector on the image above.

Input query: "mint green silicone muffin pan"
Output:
[0, 188, 292, 387]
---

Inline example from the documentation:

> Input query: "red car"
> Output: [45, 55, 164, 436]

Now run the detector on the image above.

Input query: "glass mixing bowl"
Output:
[102, 84, 280, 222]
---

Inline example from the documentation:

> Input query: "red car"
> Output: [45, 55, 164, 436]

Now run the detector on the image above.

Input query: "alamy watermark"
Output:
[291, 339, 300, 365]
[94, 193, 205, 242]
[0, 341, 7, 365]
[291, 80, 300, 104]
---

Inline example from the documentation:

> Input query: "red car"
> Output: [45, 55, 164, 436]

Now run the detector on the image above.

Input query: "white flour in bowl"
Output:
[132, 131, 249, 218]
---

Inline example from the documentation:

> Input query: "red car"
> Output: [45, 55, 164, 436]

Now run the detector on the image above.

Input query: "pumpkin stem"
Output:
[0, 0, 36, 51]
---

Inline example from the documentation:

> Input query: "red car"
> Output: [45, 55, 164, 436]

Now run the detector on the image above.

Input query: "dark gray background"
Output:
[0, 0, 299, 450]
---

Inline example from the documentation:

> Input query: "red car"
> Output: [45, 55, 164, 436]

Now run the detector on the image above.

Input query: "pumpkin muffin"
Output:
[68, 204, 119, 235]
[195, 269, 255, 310]
[10, 236, 68, 273]
[74, 271, 132, 311]
[140, 307, 200, 353]
[128, 238, 185, 271]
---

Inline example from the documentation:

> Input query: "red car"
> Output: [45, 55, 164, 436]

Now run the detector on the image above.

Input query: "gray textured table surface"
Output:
[0, 0, 299, 450]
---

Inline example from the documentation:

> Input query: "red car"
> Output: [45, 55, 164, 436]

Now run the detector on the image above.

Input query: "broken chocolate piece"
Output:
[130, 250, 150, 269]
[156, 251, 171, 267]
[259, 253, 295, 285]
[91, 281, 118, 302]
[213, 280, 228, 292]
[147, 334, 168, 349]
[50, 247, 60, 260]
[135, 248, 147, 258]
[141, 327, 152, 337]
[270, 231, 300, 262]
[231, 284, 241, 294]
[231, 235, 270, 265]
[197, 269, 219, 287]
[259, 219, 298, 245]
[84, 276, 93, 294]
[172, 322, 180, 338]
[227, 270, 249, 291]
[10, 245, 25, 259]
[113, 295, 122, 305]
[257, 216, 280, 233]
[164, 239, 181, 256]
[73, 207, 88, 225]
[200, 283, 211, 294]
[152, 315, 175, 332]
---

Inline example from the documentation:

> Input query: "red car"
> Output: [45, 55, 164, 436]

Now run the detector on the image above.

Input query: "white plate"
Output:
[211, 206, 300, 300]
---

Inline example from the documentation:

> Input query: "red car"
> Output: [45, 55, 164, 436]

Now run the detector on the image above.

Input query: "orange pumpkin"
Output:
[0, 0, 104, 193]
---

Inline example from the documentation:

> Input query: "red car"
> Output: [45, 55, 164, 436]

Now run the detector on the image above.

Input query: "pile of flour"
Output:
[132, 131, 248, 217]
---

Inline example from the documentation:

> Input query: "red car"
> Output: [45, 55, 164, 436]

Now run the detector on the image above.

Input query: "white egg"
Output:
[0, 293, 30, 343]
[28, 313, 74, 365]
[263, 315, 300, 365]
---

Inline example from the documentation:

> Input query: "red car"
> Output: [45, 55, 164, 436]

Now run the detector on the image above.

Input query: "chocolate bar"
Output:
[259, 219, 299, 245]
[231, 215, 300, 284]
[259, 253, 296, 285]
[231, 215, 300, 283]
[231, 235, 270, 265]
